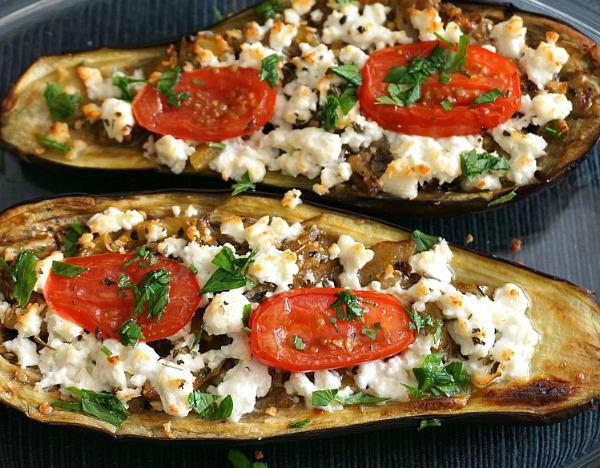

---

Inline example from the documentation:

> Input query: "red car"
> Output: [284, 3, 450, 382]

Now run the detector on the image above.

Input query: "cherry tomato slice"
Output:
[359, 41, 521, 137]
[132, 67, 276, 142]
[250, 288, 415, 372]
[43, 253, 201, 342]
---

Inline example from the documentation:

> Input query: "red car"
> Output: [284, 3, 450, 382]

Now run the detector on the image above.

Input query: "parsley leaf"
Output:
[209, 141, 226, 149]
[361, 322, 381, 341]
[52, 387, 129, 426]
[121, 246, 158, 269]
[50, 261, 87, 277]
[255, 0, 282, 20]
[116, 319, 144, 347]
[112, 75, 145, 102]
[201, 247, 257, 294]
[232, 172, 256, 196]
[330, 64, 363, 87]
[260, 54, 283, 87]
[36, 134, 70, 153]
[473, 88, 503, 106]
[406, 353, 470, 398]
[188, 391, 233, 420]
[157, 66, 189, 108]
[312, 389, 388, 407]
[63, 223, 88, 258]
[7, 251, 38, 307]
[100, 345, 112, 357]
[293, 335, 305, 350]
[545, 126, 562, 137]
[440, 100, 453, 111]
[213, 6, 224, 21]
[411, 230, 440, 253]
[330, 290, 366, 322]
[418, 418, 442, 430]
[488, 189, 517, 207]
[119, 268, 171, 321]
[288, 418, 311, 429]
[44, 83, 81, 121]
[460, 149, 510, 181]
[405, 306, 442, 346]
[242, 303, 252, 333]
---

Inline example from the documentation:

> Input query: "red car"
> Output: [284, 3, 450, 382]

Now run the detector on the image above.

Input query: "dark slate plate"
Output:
[0, 0, 599, 466]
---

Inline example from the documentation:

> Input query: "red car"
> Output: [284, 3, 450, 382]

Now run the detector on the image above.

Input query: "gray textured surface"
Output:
[0, 0, 599, 466]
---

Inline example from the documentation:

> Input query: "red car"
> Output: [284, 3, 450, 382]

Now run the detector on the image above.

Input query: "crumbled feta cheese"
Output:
[100, 98, 134, 143]
[328, 234, 374, 288]
[178, 242, 227, 286]
[14, 303, 43, 337]
[282, 84, 318, 124]
[212, 359, 272, 422]
[34, 250, 64, 292]
[355, 334, 433, 400]
[220, 216, 246, 244]
[281, 189, 303, 209]
[76, 67, 121, 101]
[209, 136, 274, 182]
[530, 93, 572, 126]
[47, 122, 71, 144]
[238, 42, 279, 69]
[244, 20, 273, 44]
[408, 240, 453, 284]
[157, 237, 187, 258]
[153, 135, 195, 174]
[202, 333, 251, 370]
[323, 3, 411, 50]
[4, 336, 40, 368]
[249, 246, 299, 291]
[154, 361, 194, 417]
[315, 162, 352, 194]
[145, 220, 168, 243]
[285, 370, 353, 411]
[269, 20, 298, 50]
[203, 289, 250, 335]
[244, 216, 303, 252]
[338, 45, 369, 67]
[461, 173, 503, 192]
[292, 43, 338, 88]
[520, 32, 569, 89]
[284, 8, 301, 25]
[87, 207, 146, 234]
[409, 7, 462, 43]
[380, 133, 483, 199]
[46, 311, 83, 347]
[341, 114, 384, 151]
[292, 0, 315, 15]
[490, 15, 527, 59]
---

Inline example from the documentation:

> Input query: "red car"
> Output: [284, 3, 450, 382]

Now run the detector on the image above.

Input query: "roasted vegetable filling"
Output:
[0, 194, 539, 425]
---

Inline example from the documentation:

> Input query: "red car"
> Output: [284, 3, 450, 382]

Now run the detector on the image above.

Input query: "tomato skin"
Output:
[250, 288, 415, 372]
[132, 67, 276, 142]
[359, 41, 521, 137]
[43, 253, 201, 342]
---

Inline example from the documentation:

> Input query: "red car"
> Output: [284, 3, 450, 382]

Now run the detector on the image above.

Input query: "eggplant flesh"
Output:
[1, 2, 600, 215]
[0, 191, 598, 440]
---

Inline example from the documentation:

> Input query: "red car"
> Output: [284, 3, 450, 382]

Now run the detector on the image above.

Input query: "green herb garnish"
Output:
[213, 6, 224, 21]
[6, 251, 38, 307]
[157, 66, 189, 108]
[201, 247, 257, 294]
[331, 290, 366, 322]
[36, 134, 70, 153]
[52, 387, 129, 426]
[405, 307, 442, 346]
[188, 391, 233, 420]
[255, 0, 282, 20]
[260, 54, 283, 87]
[312, 389, 388, 407]
[330, 64, 363, 87]
[405, 353, 470, 398]
[100, 345, 112, 357]
[473, 88, 503, 106]
[411, 230, 440, 253]
[121, 246, 158, 269]
[232, 172, 256, 196]
[118, 268, 171, 321]
[112, 75, 145, 102]
[63, 223, 88, 258]
[488, 189, 517, 207]
[545, 126, 562, 137]
[44, 83, 81, 121]
[50, 261, 87, 277]
[418, 418, 442, 430]
[361, 322, 381, 341]
[293, 335, 305, 350]
[288, 418, 311, 429]
[460, 149, 510, 181]
[209, 141, 226, 149]
[242, 303, 252, 333]
[116, 319, 145, 347]
[440, 100, 453, 111]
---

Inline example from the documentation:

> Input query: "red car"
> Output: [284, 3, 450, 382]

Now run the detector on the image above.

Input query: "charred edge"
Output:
[479, 379, 575, 406]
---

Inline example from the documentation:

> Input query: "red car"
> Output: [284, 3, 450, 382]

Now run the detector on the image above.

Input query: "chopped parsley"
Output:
[545, 126, 563, 137]
[35, 134, 70, 153]
[405, 353, 469, 398]
[460, 149, 510, 181]
[322, 64, 361, 131]
[405, 307, 442, 346]
[312, 389, 388, 407]
[157, 66, 190, 108]
[293, 335, 305, 350]
[331, 290, 366, 322]
[44, 83, 81, 121]
[488, 189, 517, 207]
[5, 251, 38, 308]
[361, 322, 381, 341]
[209, 141, 226, 149]
[255, 0, 282, 20]
[377, 35, 470, 106]
[330, 64, 363, 87]
[100, 345, 112, 357]
[52, 387, 129, 426]
[188, 391, 233, 420]
[411, 230, 440, 253]
[228, 449, 268, 468]
[63, 223, 88, 258]
[473, 88, 503, 106]
[418, 418, 442, 430]
[50, 261, 87, 277]
[260, 54, 283, 87]
[328, 315, 339, 332]
[118, 268, 171, 321]
[288, 418, 311, 429]
[201, 246, 257, 294]
[116, 319, 144, 347]
[232, 172, 256, 196]
[440, 100, 453, 111]
[213, 6, 224, 21]
[121, 246, 158, 269]
[188, 264, 198, 275]
[112, 75, 145, 102]
[242, 303, 252, 333]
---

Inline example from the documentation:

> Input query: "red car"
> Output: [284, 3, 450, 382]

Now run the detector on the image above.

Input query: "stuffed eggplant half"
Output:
[1, 1, 600, 215]
[0, 191, 598, 440]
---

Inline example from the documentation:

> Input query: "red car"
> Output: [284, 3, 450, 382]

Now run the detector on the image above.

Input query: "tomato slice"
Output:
[132, 67, 276, 142]
[43, 253, 201, 342]
[250, 288, 415, 372]
[359, 41, 521, 137]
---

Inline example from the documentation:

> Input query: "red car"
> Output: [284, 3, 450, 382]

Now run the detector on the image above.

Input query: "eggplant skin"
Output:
[0, 190, 599, 440]
[2, 3, 600, 216]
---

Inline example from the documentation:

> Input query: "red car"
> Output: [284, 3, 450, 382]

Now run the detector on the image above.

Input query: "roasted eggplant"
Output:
[1, 1, 600, 215]
[0, 191, 598, 440]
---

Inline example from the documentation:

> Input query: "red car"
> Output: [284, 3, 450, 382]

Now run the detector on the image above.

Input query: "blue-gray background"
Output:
[0, 0, 598, 466]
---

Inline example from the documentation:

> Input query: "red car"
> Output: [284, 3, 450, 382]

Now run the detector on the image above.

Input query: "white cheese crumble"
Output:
[408, 240, 453, 284]
[219, 216, 246, 244]
[520, 32, 569, 89]
[34, 250, 64, 292]
[238, 42, 279, 69]
[328, 234, 374, 288]
[87, 207, 145, 234]
[490, 15, 527, 59]
[154, 135, 195, 174]
[248, 246, 299, 291]
[203, 288, 250, 335]
[285, 370, 353, 411]
[281, 189, 303, 209]
[209, 136, 274, 183]
[76, 67, 121, 101]
[100, 98, 134, 143]
[269, 20, 298, 50]
[409, 7, 462, 43]
[244, 216, 303, 252]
